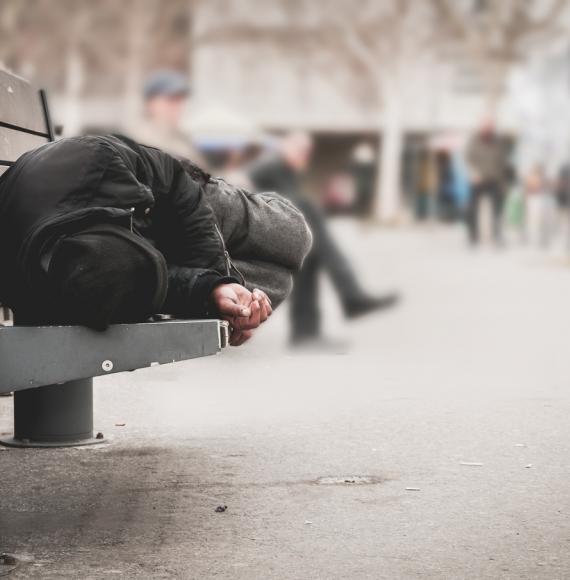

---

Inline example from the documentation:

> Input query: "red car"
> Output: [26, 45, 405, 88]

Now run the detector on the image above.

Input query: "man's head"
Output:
[478, 116, 496, 139]
[143, 70, 190, 130]
[44, 225, 168, 330]
[279, 131, 314, 172]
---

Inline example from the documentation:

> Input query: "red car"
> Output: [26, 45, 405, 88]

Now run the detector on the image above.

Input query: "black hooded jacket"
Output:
[0, 134, 234, 323]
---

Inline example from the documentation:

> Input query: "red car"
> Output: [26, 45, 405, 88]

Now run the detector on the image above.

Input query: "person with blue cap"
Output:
[135, 69, 207, 167]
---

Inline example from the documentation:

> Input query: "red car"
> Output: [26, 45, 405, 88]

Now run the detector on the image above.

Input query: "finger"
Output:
[230, 329, 253, 347]
[259, 301, 269, 323]
[229, 330, 241, 346]
[232, 299, 262, 331]
[248, 299, 262, 328]
[235, 331, 252, 346]
[263, 298, 273, 317]
[217, 297, 251, 319]
[233, 286, 254, 305]
[253, 289, 272, 306]
[253, 290, 273, 317]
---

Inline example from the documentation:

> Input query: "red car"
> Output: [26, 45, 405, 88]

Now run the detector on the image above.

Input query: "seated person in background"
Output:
[0, 134, 312, 346]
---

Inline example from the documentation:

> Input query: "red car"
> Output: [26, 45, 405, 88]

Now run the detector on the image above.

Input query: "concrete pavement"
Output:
[1, 223, 570, 579]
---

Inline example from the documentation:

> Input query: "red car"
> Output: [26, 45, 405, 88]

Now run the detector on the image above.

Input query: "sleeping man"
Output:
[0, 134, 312, 345]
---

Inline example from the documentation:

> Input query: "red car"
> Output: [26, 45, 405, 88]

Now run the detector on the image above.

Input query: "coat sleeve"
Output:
[150, 155, 238, 318]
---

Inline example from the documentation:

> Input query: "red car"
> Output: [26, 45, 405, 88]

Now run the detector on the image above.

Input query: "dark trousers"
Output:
[468, 181, 504, 245]
[290, 199, 363, 341]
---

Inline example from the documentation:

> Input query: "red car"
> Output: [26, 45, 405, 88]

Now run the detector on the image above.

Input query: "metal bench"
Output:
[0, 70, 229, 448]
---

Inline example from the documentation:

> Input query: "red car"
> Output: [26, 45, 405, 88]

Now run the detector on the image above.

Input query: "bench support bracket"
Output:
[0, 378, 103, 448]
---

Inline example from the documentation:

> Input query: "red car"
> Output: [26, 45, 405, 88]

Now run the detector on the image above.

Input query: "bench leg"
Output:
[0, 379, 104, 448]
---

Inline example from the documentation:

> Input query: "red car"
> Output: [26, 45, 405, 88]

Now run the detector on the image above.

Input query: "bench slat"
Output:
[0, 71, 49, 133]
[0, 127, 49, 165]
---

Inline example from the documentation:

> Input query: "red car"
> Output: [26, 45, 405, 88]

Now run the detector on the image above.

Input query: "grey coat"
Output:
[204, 177, 313, 307]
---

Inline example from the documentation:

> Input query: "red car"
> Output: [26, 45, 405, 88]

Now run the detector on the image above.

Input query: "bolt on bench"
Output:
[0, 70, 229, 448]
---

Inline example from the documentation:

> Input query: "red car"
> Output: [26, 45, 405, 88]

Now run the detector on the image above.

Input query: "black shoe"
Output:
[344, 292, 401, 319]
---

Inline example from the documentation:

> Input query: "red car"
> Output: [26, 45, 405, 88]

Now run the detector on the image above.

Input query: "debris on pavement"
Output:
[304, 520, 313, 525]
[460, 462, 484, 467]
[525, 464, 533, 469]
[0, 553, 18, 576]
[405, 487, 421, 491]
[0, 554, 16, 566]
[215, 505, 228, 513]
[114, 423, 126, 427]
[316, 475, 381, 485]
[514, 443, 526, 447]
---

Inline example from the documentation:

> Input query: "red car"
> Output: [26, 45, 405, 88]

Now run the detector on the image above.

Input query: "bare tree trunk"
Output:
[61, 9, 85, 137]
[483, 60, 508, 116]
[124, 0, 152, 131]
[62, 47, 83, 136]
[375, 86, 404, 223]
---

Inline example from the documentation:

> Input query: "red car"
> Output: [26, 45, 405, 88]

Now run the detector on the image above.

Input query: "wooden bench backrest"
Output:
[0, 71, 55, 324]
[0, 70, 54, 177]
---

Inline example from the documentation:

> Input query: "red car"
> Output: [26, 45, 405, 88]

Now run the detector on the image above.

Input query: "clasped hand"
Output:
[210, 283, 272, 346]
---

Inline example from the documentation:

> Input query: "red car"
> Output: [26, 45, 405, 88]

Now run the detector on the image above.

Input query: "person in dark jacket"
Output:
[466, 118, 510, 245]
[249, 132, 399, 345]
[0, 134, 272, 345]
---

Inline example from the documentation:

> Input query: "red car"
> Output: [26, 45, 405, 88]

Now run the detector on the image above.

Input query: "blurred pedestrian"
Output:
[133, 69, 207, 167]
[466, 118, 510, 246]
[249, 132, 399, 346]
[555, 163, 570, 250]
[450, 149, 471, 217]
[416, 149, 439, 221]
[503, 165, 525, 243]
[524, 164, 555, 248]
[351, 142, 376, 217]
[556, 163, 570, 212]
